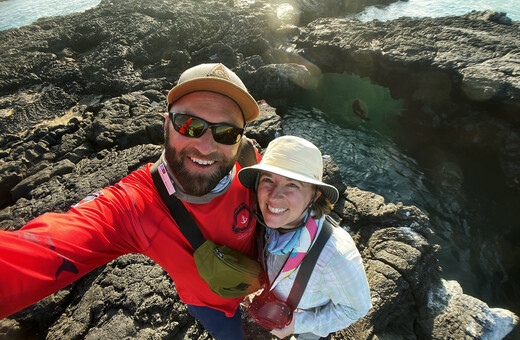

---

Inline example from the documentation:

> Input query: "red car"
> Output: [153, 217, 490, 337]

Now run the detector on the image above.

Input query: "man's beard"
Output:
[164, 129, 240, 196]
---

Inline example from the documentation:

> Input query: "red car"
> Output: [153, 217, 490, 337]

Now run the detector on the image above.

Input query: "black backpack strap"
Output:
[286, 216, 335, 309]
[150, 161, 206, 250]
[238, 138, 258, 168]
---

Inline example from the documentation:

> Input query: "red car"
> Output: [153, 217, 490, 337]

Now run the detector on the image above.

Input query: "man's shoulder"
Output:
[123, 163, 154, 181]
[116, 163, 156, 193]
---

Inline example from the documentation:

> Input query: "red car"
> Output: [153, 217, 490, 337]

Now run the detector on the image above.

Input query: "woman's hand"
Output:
[270, 315, 295, 339]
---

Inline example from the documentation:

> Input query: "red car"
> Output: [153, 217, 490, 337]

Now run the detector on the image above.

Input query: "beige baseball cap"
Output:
[167, 63, 260, 123]
[238, 136, 339, 204]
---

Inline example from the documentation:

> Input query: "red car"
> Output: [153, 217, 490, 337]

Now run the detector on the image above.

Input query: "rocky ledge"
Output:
[288, 10, 520, 192]
[0, 0, 518, 338]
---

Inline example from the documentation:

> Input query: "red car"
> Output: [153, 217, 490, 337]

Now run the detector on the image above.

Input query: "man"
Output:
[0, 63, 261, 339]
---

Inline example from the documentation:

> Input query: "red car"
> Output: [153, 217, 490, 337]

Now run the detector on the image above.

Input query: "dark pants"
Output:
[187, 304, 244, 340]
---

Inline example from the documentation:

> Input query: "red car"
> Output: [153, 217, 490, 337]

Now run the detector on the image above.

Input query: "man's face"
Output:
[164, 91, 244, 196]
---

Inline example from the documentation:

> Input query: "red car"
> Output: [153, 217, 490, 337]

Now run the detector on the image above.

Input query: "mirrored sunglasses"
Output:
[169, 112, 244, 145]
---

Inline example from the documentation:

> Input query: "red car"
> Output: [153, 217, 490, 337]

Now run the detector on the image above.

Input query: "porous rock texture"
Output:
[0, 0, 518, 338]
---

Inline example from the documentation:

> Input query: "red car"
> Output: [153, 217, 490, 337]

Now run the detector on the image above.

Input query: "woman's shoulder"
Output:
[315, 217, 361, 262]
[319, 216, 356, 248]
[329, 225, 358, 252]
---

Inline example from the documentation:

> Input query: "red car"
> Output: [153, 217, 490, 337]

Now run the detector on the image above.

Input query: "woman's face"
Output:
[256, 171, 319, 229]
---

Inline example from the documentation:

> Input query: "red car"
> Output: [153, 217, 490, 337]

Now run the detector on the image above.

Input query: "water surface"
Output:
[354, 0, 519, 22]
[285, 74, 520, 338]
[0, 0, 100, 31]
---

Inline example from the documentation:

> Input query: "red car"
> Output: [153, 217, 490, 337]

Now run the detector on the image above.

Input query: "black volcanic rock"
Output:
[0, 0, 518, 339]
[291, 11, 520, 191]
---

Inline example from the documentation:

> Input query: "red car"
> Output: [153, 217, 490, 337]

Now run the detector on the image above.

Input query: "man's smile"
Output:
[190, 157, 215, 166]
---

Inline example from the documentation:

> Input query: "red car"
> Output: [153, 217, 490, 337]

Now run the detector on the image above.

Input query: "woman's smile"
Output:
[266, 204, 288, 214]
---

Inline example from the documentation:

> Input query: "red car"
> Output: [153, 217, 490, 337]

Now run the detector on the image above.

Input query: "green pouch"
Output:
[194, 239, 263, 298]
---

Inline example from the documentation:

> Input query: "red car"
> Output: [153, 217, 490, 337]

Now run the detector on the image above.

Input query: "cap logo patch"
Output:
[209, 64, 230, 80]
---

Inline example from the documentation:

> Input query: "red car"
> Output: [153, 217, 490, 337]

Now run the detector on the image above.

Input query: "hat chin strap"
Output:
[288, 190, 318, 231]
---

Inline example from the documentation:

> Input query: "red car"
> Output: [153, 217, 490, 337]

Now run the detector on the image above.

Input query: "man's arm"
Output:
[0, 175, 153, 319]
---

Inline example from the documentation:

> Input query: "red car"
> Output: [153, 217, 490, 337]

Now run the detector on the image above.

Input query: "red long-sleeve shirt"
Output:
[0, 162, 257, 319]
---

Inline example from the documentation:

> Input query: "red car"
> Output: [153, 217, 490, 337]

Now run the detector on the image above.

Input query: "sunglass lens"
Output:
[174, 115, 205, 137]
[214, 125, 243, 145]
[172, 113, 243, 145]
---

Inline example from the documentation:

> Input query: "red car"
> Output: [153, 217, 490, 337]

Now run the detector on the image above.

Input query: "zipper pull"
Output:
[214, 248, 224, 259]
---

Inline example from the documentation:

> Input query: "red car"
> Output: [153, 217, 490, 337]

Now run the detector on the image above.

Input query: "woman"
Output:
[238, 136, 371, 339]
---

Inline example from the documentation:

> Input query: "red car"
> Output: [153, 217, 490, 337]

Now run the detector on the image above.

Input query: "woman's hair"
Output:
[312, 187, 334, 219]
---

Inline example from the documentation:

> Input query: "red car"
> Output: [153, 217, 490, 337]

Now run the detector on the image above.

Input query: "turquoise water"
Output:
[355, 0, 520, 22]
[0, 0, 100, 31]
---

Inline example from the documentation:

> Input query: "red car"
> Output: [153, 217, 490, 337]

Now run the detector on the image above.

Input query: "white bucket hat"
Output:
[238, 136, 339, 204]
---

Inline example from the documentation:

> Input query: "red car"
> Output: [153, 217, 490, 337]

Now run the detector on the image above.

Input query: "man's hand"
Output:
[270, 316, 295, 339]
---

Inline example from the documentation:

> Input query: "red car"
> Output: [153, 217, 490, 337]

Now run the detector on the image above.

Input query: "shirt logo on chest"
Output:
[233, 203, 252, 234]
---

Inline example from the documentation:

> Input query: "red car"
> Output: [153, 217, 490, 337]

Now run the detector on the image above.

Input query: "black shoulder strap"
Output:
[238, 138, 258, 168]
[150, 161, 206, 250]
[286, 216, 335, 309]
